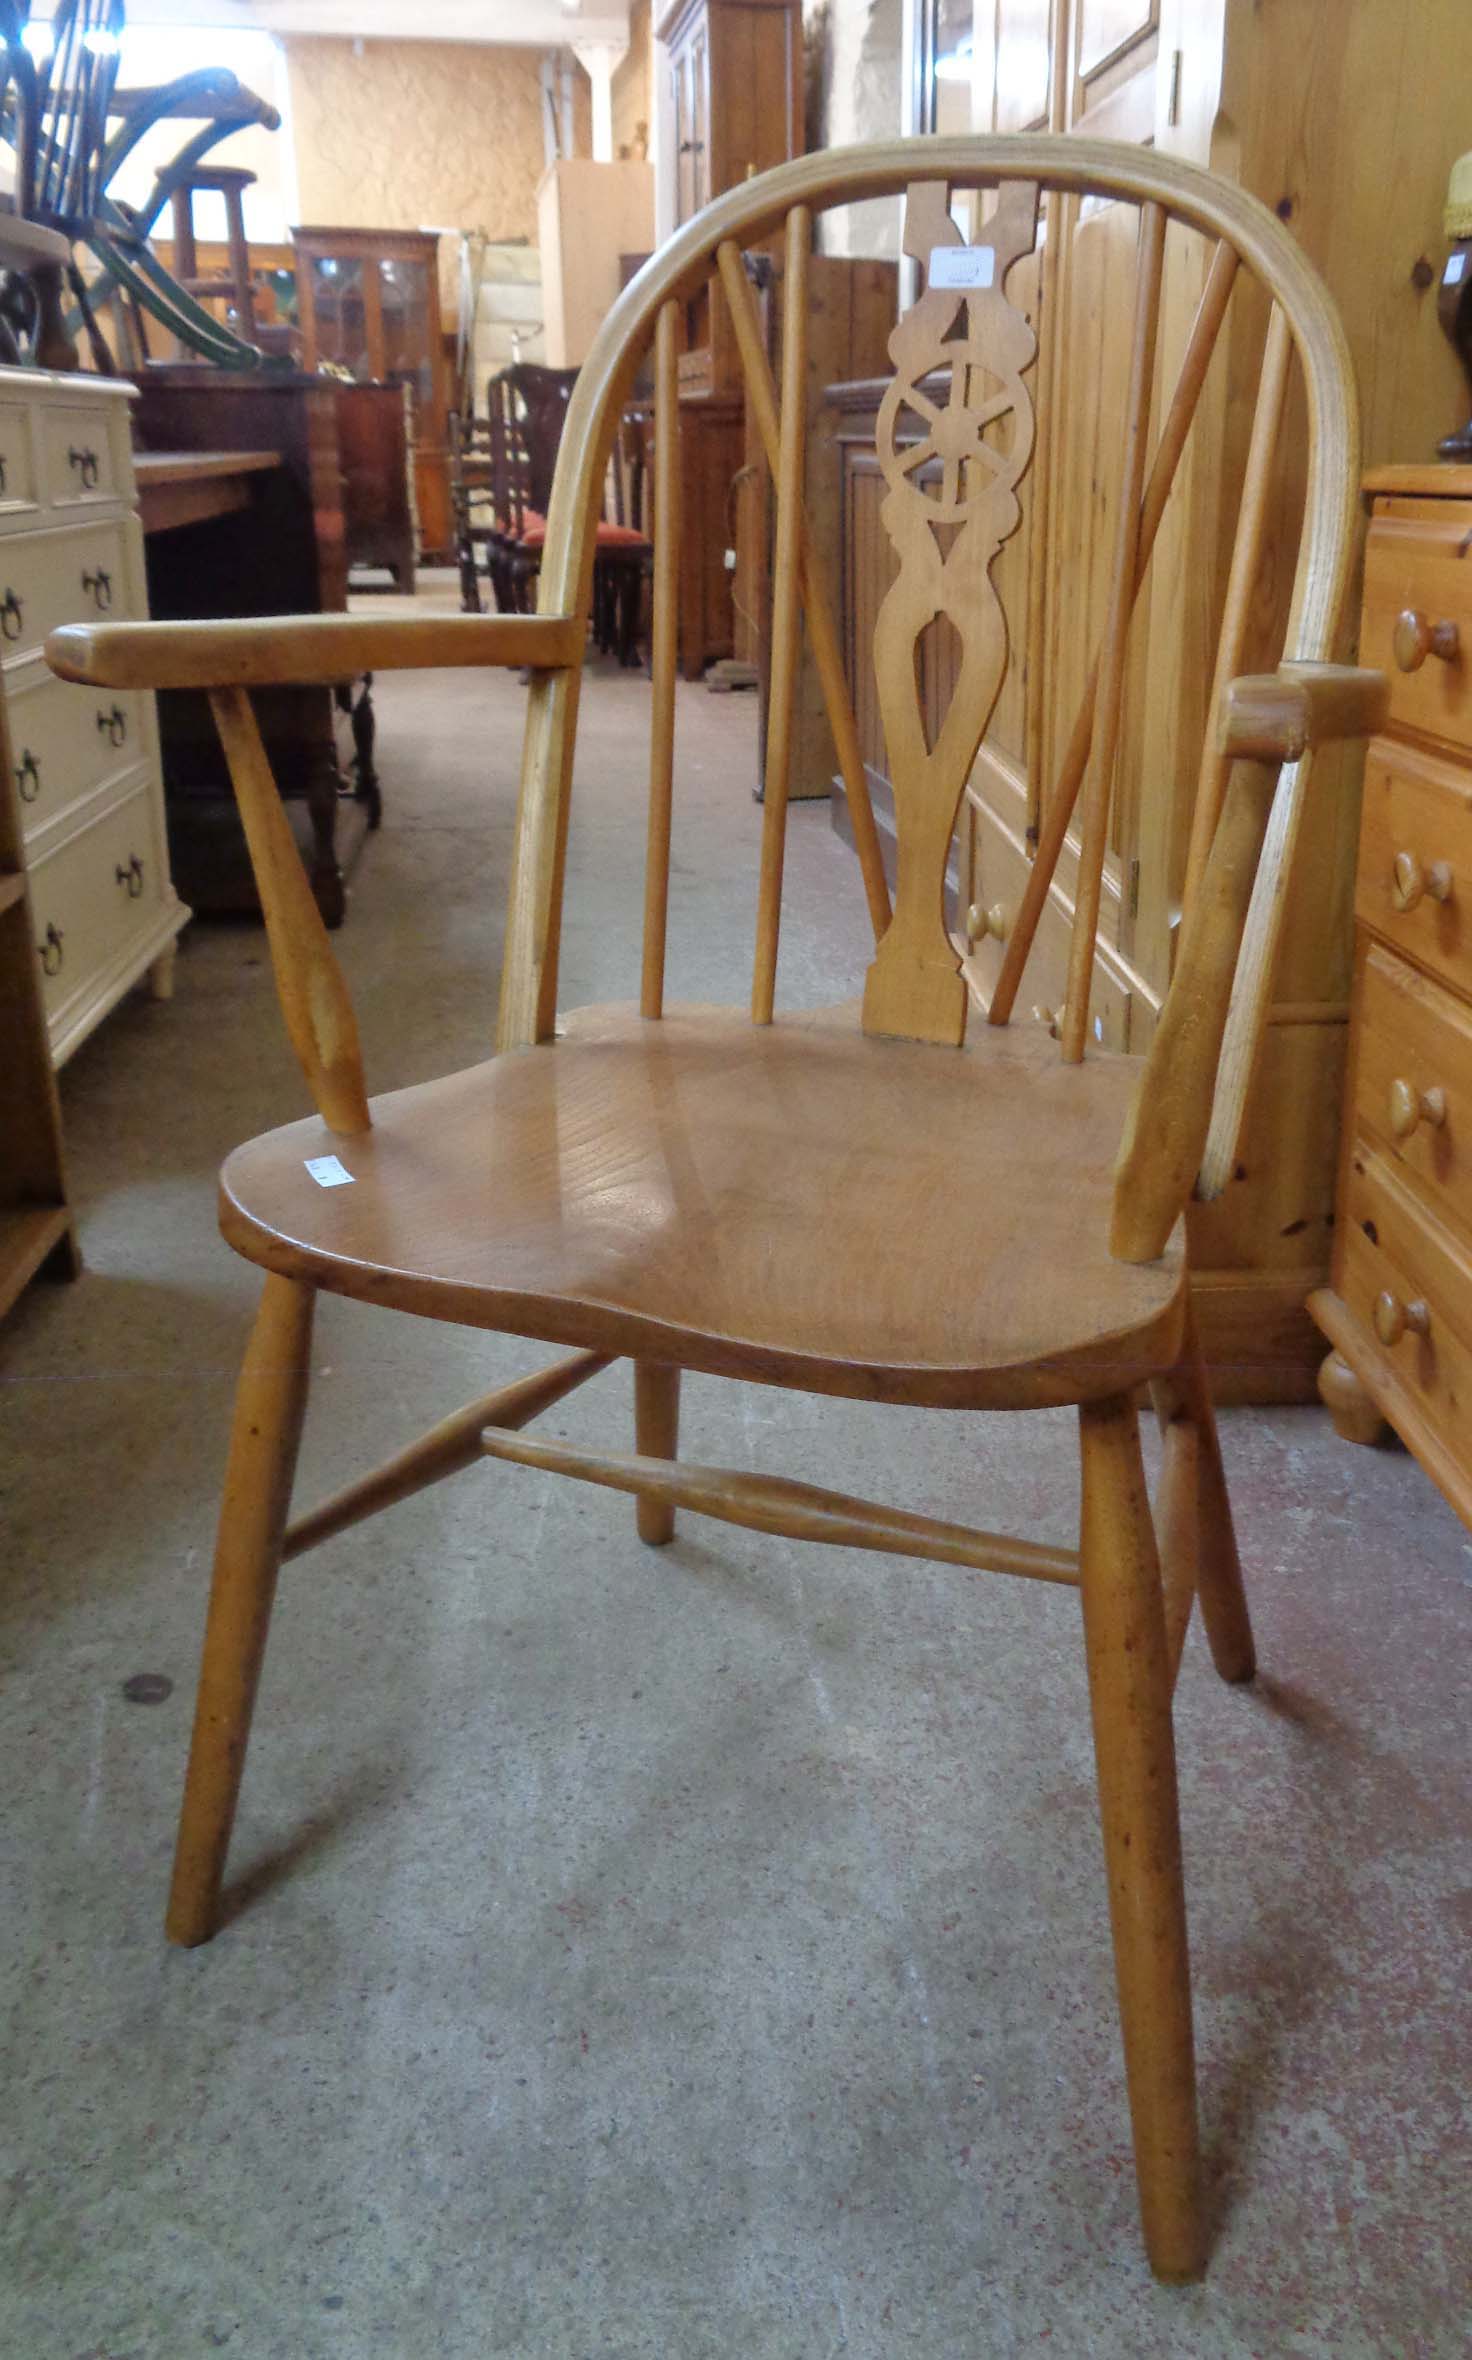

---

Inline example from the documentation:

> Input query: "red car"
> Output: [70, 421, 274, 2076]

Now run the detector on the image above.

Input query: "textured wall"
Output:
[283, 38, 591, 316]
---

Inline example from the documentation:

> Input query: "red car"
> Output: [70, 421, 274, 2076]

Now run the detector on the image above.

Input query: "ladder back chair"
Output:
[47, 137, 1387, 2282]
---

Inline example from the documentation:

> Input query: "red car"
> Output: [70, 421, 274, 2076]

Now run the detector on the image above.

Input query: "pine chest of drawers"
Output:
[3, 366, 186, 1064]
[1312, 464, 1472, 1527]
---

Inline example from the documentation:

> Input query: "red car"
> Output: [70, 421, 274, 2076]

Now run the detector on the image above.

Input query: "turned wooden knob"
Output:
[966, 900, 1009, 944]
[1393, 609, 1460, 672]
[1373, 1289, 1431, 1346]
[1388, 1077, 1448, 1139]
[1390, 850, 1454, 912]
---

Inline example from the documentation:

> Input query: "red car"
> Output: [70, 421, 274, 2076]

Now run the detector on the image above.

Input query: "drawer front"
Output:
[1354, 942, 1472, 1213]
[1341, 1146, 1472, 1459]
[30, 788, 164, 1020]
[0, 397, 38, 515]
[40, 401, 123, 512]
[9, 668, 146, 843]
[1363, 499, 1472, 751]
[1356, 738, 1472, 994]
[0, 520, 130, 666]
[964, 790, 1136, 1050]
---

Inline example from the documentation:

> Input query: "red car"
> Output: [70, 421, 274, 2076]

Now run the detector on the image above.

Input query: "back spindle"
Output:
[1181, 303, 1293, 916]
[752, 203, 811, 1025]
[1060, 199, 1166, 1064]
[641, 297, 682, 1019]
[989, 236, 1240, 1029]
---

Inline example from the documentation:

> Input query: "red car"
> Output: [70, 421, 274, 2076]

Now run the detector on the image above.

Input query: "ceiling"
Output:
[41, 0, 634, 45]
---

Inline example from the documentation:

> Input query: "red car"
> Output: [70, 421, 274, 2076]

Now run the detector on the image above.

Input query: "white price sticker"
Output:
[305, 1154, 355, 1188]
[1445, 252, 1467, 286]
[929, 246, 996, 291]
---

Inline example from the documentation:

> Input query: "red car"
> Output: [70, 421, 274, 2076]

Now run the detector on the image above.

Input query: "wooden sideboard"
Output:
[1312, 465, 1472, 1528]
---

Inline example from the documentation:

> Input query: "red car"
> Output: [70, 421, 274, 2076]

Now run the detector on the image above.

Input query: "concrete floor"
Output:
[2, 642, 1469, 2359]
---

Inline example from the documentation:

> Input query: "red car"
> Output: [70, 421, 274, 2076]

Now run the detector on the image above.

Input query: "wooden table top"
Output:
[135, 448, 282, 535]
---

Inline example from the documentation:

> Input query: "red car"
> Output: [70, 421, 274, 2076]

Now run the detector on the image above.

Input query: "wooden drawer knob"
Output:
[1390, 850, 1454, 912]
[966, 900, 1009, 944]
[1388, 1077, 1448, 1139]
[1373, 1289, 1431, 1346]
[1393, 608, 1460, 672]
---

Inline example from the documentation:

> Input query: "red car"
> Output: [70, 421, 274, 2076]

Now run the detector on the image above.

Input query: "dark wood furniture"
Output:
[655, 0, 804, 677]
[488, 364, 649, 667]
[334, 382, 414, 590]
[132, 367, 374, 925]
[293, 225, 451, 563]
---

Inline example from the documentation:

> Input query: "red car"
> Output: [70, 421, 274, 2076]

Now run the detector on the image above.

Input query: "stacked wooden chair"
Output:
[47, 137, 1385, 2279]
[0, 0, 284, 371]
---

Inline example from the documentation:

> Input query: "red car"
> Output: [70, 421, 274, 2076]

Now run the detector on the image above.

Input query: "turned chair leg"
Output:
[1151, 1307, 1256, 1684]
[633, 1360, 680, 1545]
[166, 1273, 315, 1948]
[1078, 1392, 1206, 2283]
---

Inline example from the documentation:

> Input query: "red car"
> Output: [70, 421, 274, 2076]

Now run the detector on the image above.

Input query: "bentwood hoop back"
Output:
[47, 138, 1387, 2281]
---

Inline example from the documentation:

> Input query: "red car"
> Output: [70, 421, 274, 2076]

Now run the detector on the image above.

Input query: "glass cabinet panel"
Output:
[308, 255, 367, 376]
[377, 256, 433, 409]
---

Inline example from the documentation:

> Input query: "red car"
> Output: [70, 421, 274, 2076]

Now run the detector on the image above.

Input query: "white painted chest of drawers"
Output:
[2, 366, 186, 1064]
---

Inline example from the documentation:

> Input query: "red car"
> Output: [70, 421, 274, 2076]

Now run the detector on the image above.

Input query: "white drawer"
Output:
[0, 519, 131, 666]
[0, 397, 39, 516]
[40, 400, 124, 511]
[30, 785, 165, 1022]
[10, 667, 147, 845]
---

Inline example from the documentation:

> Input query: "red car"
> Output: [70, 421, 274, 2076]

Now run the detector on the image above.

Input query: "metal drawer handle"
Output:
[81, 566, 112, 612]
[68, 444, 100, 489]
[114, 852, 144, 898]
[1373, 1289, 1432, 1347]
[15, 746, 40, 801]
[38, 920, 63, 974]
[1393, 608, 1460, 672]
[96, 703, 127, 746]
[0, 454, 8, 495]
[1390, 850, 1453, 913]
[1, 586, 23, 639]
[1388, 1078, 1447, 1139]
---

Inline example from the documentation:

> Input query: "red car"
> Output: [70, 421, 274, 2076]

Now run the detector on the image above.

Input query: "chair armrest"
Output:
[1217, 664, 1390, 762]
[46, 612, 584, 692]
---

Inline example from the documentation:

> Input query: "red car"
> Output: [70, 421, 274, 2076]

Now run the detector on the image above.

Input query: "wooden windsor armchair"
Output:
[47, 137, 1388, 2282]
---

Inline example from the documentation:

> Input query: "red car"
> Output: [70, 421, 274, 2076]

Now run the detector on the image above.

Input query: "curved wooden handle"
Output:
[1388, 1077, 1448, 1139]
[1393, 608, 1460, 673]
[1391, 850, 1454, 912]
[1373, 1289, 1431, 1346]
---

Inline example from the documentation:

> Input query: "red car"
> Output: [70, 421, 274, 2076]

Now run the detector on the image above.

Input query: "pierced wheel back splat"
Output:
[863, 179, 1040, 1047]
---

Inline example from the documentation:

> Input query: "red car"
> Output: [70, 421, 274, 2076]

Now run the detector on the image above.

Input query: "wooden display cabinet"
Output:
[656, 0, 803, 675]
[293, 225, 451, 562]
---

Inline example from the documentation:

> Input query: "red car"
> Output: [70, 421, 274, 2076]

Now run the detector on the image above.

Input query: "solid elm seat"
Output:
[221, 1004, 1186, 1407]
